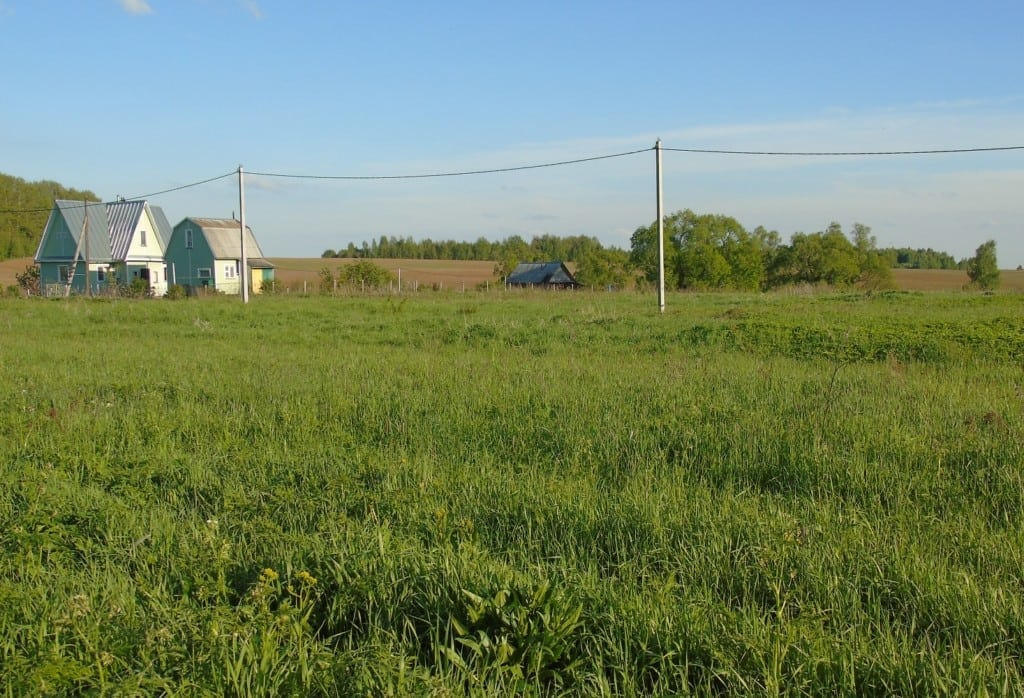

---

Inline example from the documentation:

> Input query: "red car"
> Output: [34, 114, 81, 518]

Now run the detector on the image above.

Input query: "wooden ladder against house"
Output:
[64, 203, 89, 297]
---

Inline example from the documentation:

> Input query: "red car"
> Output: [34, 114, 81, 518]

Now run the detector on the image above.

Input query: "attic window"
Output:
[185, 228, 193, 249]
[140, 230, 147, 247]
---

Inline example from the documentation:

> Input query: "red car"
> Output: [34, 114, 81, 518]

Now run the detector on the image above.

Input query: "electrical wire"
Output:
[246, 148, 653, 180]
[0, 171, 237, 214]
[661, 145, 1024, 156]
[1, 143, 1021, 214]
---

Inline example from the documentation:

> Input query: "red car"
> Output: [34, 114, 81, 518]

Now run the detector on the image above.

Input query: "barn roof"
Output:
[507, 261, 577, 286]
[187, 217, 267, 260]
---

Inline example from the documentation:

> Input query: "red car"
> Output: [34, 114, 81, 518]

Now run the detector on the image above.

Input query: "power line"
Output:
[247, 148, 653, 180]
[122, 170, 237, 201]
[1, 143, 1021, 214]
[0, 171, 237, 214]
[661, 145, 1024, 156]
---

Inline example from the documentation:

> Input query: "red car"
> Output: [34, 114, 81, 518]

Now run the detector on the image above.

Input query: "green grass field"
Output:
[1, 290, 1022, 695]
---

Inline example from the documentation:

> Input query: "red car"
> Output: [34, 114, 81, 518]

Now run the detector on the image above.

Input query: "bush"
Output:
[15, 264, 40, 296]
[127, 278, 152, 298]
[259, 278, 285, 295]
[165, 284, 187, 300]
[339, 260, 394, 289]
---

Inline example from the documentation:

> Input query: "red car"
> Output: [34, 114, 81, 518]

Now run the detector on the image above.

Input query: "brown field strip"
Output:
[2, 256, 1022, 292]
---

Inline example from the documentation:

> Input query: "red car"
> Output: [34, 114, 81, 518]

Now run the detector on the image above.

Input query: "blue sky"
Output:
[2, 1, 1022, 265]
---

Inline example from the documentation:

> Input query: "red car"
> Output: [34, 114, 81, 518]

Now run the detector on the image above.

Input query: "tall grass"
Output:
[1, 290, 1022, 694]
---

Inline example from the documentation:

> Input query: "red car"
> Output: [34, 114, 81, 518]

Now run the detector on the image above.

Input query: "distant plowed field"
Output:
[2, 256, 1022, 292]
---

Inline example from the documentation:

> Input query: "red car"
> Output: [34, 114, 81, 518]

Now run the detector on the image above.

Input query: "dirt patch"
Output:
[268, 258, 500, 290]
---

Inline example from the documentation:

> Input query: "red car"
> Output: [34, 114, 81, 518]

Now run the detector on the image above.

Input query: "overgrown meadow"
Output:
[1, 290, 1022, 695]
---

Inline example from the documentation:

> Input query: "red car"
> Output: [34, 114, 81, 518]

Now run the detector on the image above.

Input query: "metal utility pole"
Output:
[656, 139, 665, 313]
[238, 165, 249, 304]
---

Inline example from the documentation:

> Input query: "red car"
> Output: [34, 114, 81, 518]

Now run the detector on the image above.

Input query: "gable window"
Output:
[185, 228, 194, 249]
[197, 268, 211, 279]
[140, 230, 147, 247]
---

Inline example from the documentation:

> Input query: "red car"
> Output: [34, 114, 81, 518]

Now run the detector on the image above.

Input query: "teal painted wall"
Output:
[39, 212, 76, 259]
[166, 219, 216, 290]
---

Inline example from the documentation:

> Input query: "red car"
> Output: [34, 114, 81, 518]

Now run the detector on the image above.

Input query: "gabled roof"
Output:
[150, 206, 173, 249]
[507, 261, 577, 285]
[186, 217, 267, 260]
[107, 200, 173, 258]
[106, 200, 145, 259]
[43, 200, 113, 260]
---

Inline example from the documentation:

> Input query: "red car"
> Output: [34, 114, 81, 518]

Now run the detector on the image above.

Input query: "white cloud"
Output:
[119, 0, 153, 15]
[240, 0, 262, 18]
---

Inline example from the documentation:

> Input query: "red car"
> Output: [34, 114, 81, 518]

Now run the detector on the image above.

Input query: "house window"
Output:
[58, 265, 71, 282]
[197, 268, 211, 279]
[153, 271, 159, 284]
[97, 267, 106, 282]
[185, 228, 193, 249]
[140, 230, 147, 247]
[225, 264, 235, 279]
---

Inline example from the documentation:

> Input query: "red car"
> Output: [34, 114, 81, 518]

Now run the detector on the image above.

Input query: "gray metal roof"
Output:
[48, 200, 113, 260]
[188, 218, 267, 260]
[106, 200, 145, 259]
[150, 205, 172, 250]
[507, 261, 577, 285]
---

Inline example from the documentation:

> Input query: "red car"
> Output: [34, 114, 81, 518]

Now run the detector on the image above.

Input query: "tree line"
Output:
[0, 172, 100, 261]
[322, 233, 611, 265]
[629, 210, 998, 291]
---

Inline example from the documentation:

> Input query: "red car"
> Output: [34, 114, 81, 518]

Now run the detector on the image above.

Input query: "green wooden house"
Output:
[34, 199, 172, 296]
[165, 217, 275, 294]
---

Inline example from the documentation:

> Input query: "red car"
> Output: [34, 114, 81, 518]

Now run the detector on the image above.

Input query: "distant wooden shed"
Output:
[506, 261, 579, 288]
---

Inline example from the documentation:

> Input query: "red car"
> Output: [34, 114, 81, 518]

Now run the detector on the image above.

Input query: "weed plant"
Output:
[0, 290, 1022, 695]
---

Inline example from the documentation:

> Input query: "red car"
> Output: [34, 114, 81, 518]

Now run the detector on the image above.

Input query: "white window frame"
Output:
[197, 267, 212, 279]
[140, 230, 147, 247]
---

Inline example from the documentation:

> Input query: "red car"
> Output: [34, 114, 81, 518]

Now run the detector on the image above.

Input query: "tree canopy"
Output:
[966, 240, 1000, 290]
[0, 172, 100, 261]
[631, 211, 897, 291]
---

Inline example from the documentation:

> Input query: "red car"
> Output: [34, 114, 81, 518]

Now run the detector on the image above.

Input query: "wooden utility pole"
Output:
[65, 201, 89, 297]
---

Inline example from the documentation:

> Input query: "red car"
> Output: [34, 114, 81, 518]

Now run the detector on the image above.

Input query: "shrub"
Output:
[165, 284, 187, 300]
[15, 264, 40, 296]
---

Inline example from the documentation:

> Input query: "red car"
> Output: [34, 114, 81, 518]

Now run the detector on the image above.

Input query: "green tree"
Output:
[629, 214, 681, 289]
[574, 248, 631, 289]
[849, 223, 895, 290]
[0, 172, 100, 261]
[769, 228, 860, 287]
[966, 240, 1000, 290]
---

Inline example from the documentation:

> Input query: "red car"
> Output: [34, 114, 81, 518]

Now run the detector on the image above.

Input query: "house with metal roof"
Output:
[34, 199, 172, 296]
[506, 261, 579, 288]
[164, 217, 275, 294]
